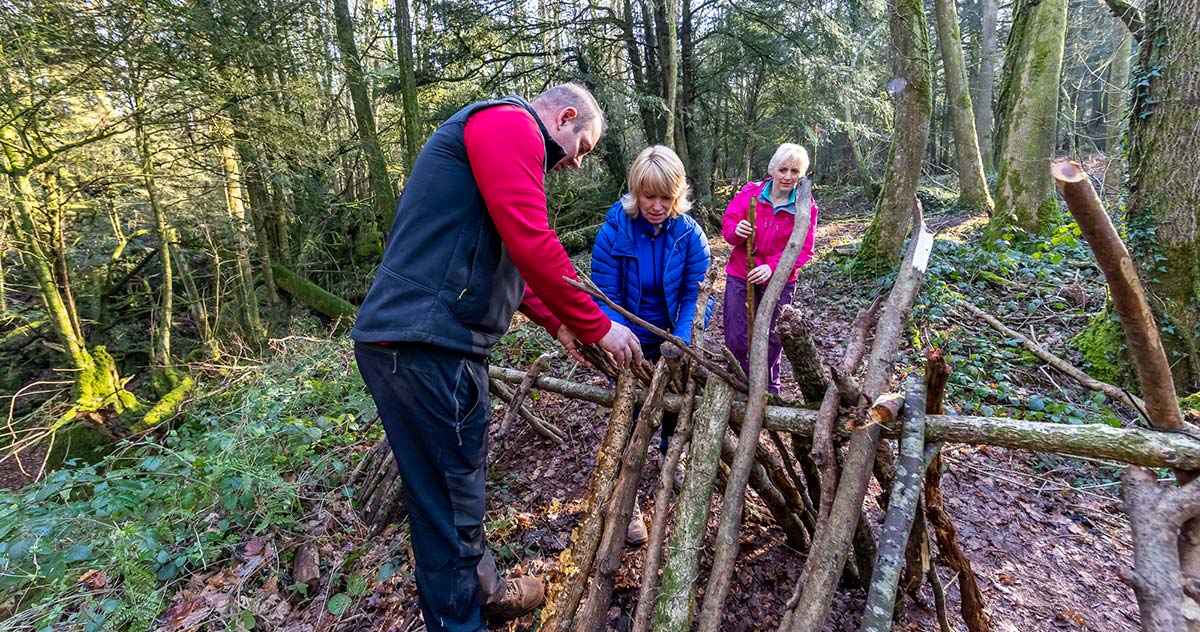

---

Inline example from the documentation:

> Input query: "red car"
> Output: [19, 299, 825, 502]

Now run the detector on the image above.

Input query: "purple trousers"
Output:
[723, 275, 795, 394]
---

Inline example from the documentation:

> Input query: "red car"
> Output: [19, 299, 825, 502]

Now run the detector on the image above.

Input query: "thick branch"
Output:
[1051, 159, 1182, 429]
[699, 179, 815, 631]
[781, 204, 932, 632]
[488, 366, 1200, 470]
[861, 378, 927, 632]
[1099, 0, 1144, 41]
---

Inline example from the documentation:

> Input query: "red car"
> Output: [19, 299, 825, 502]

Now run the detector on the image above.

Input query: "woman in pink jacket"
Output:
[721, 143, 819, 394]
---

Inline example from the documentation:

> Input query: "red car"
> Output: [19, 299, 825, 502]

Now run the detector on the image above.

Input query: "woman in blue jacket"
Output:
[591, 144, 711, 545]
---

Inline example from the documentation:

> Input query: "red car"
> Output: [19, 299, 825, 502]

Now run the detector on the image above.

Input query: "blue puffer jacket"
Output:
[591, 200, 712, 345]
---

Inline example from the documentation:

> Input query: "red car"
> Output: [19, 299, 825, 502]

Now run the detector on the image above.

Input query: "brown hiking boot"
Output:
[626, 500, 649, 548]
[482, 576, 545, 620]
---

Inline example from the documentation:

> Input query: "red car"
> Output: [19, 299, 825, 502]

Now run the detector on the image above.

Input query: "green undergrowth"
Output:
[0, 338, 374, 631]
[911, 221, 1129, 427]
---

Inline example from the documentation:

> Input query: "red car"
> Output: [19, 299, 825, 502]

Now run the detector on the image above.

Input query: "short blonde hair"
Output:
[768, 143, 810, 176]
[620, 145, 693, 219]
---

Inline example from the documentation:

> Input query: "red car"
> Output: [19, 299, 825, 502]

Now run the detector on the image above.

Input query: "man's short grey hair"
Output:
[533, 83, 607, 133]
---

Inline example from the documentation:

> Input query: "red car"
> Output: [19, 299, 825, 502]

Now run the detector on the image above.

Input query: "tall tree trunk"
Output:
[675, 0, 694, 171]
[218, 134, 265, 341]
[332, 0, 395, 241]
[623, 0, 659, 145]
[1104, 17, 1132, 202]
[974, 0, 997, 173]
[1126, 0, 1200, 395]
[394, 0, 421, 174]
[639, 0, 664, 143]
[654, 0, 678, 147]
[989, 0, 1068, 236]
[135, 112, 174, 367]
[933, 0, 993, 212]
[853, 0, 932, 273]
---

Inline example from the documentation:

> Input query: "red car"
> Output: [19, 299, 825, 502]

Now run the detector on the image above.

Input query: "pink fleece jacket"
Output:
[721, 179, 819, 282]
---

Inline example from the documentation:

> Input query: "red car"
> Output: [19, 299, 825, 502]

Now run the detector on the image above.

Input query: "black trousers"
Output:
[354, 342, 501, 632]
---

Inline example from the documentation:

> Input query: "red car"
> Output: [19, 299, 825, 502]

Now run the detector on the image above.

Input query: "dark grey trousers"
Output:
[354, 342, 501, 632]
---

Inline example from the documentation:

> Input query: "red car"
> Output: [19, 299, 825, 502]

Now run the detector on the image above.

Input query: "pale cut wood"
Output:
[868, 393, 906, 424]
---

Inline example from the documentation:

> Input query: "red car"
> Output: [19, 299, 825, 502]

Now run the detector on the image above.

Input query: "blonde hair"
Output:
[620, 145, 692, 219]
[767, 143, 811, 176]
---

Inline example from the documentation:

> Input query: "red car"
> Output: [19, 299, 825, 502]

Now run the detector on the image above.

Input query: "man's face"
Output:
[545, 107, 601, 171]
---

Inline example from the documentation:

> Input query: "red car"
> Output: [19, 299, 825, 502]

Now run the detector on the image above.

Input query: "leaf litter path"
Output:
[156, 203, 1138, 631]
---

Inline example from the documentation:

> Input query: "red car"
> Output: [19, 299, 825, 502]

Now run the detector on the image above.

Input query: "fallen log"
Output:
[271, 263, 357, 324]
[488, 366, 1200, 470]
[1122, 466, 1200, 631]
[861, 378, 927, 632]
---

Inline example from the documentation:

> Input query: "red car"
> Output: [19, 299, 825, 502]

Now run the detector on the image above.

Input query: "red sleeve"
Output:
[464, 105, 611, 344]
[518, 286, 563, 336]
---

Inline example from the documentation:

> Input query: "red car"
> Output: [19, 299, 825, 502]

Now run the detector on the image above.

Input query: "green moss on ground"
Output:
[1071, 309, 1135, 390]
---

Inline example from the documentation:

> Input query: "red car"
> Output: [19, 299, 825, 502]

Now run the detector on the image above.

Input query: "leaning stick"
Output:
[565, 275, 749, 392]
[632, 272, 716, 632]
[496, 351, 559, 439]
[631, 371, 698, 632]
[540, 369, 637, 630]
[780, 201, 932, 632]
[811, 298, 881, 525]
[576, 360, 671, 631]
[922, 348, 989, 631]
[489, 381, 564, 444]
[747, 199, 758, 338]
[860, 378, 927, 632]
[697, 179, 815, 632]
[1051, 159, 1182, 429]
[957, 299, 1145, 412]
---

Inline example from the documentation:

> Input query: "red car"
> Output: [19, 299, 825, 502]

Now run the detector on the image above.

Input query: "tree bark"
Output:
[974, 0, 998, 174]
[394, 0, 421, 174]
[332, 0, 395, 240]
[933, 0, 993, 211]
[861, 378, 927, 631]
[1103, 17, 1132, 203]
[854, 0, 932, 273]
[218, 133, 265, 340]
[989, 0, 1068, 236]
[1124, 0, 1200, 395]
[778, 304, 829, 403]
[654, 377, 733, 631]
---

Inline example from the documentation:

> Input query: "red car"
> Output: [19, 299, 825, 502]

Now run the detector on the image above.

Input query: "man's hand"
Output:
[555, 324, 588, 365]
[597, 321, 642, 368]
[747, 264, 773, 285]
[734, 219, 754, 239]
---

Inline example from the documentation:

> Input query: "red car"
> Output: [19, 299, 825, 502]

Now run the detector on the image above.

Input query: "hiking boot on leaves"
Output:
[482, 576, 545, 620]
[626, 500, 649, 548]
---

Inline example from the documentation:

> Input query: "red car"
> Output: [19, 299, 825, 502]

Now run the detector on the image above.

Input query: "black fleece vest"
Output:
[351, 96, 566, 356]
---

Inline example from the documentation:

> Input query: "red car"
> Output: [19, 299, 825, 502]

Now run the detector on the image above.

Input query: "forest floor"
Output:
[2, 185, 1146, 631]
